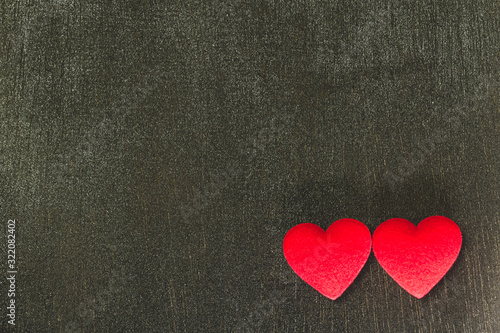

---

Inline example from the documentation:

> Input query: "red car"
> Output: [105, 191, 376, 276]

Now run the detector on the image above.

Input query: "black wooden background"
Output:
[1, 1, 499, 332]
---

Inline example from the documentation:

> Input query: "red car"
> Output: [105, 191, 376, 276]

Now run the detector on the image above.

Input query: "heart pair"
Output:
[283, 216, 462, 300]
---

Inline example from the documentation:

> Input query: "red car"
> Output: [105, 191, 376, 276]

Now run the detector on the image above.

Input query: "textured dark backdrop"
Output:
[1, 1, 499, 332]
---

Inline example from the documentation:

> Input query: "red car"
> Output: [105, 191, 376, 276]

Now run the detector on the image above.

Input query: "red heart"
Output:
[283, 219, 371, 300]
[373, 216, 462, 298]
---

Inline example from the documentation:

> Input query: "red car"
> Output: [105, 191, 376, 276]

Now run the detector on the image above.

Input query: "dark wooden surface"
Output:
[1, 1, 499, 332]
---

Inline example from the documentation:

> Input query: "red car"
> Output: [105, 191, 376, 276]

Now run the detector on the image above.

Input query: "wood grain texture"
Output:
[0, 1, 499, 332]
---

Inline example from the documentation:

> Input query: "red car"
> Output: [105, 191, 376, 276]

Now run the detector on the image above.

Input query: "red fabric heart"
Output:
[283, 219, 371, 300]
[373, 216, 462, 298]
